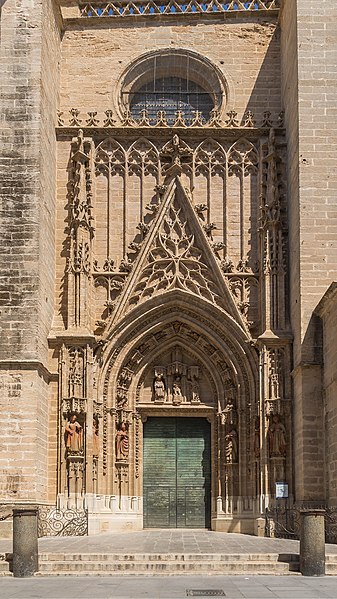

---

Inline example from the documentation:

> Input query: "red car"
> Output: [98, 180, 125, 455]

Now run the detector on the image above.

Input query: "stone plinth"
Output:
[13, 508, 38, 578]
[300, 509, 325, 577]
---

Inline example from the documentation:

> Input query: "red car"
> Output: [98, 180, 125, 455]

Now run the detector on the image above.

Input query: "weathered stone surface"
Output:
[300, 510, 325, 577]
[0, 0, 337, 535]
[12, 508, 38, 577]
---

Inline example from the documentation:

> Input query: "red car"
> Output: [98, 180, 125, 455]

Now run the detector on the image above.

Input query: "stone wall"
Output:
[1, 0, 337, 528]
[281, 0, 337, 503]
[59, 14, 281, 124]
[0, 0, 61, 504]
[316, 284, 337, 507]
[53, 13, 282, 332]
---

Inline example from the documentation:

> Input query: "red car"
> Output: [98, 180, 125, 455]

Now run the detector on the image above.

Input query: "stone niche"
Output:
[139, 346, 215, 408]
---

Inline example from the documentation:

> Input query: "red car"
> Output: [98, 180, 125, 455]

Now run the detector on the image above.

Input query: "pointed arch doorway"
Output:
[143, 416, 211, 528]
[98, 287, 260, 534]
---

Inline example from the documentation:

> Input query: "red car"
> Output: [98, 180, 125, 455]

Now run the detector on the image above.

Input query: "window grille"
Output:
[128, 76, 215, 125]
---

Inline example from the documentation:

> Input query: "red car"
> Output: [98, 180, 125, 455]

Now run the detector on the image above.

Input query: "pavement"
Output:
[1, 529, 336, 555]
[0, 530, 337, 598]
[1, 574, 337, 599]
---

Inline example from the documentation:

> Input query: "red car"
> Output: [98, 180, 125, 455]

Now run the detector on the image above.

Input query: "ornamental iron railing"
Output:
[80, 0, 280, 18]
[265, 505, 337, 544]
[38, 506, 88, 537]
[265, 505, 300, 540]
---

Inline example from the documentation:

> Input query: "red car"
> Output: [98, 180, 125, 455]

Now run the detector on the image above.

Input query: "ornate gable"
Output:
[107, 176, 249, 332]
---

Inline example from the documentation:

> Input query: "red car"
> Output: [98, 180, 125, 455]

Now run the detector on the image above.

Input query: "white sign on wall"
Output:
[275, 482, 289, 499]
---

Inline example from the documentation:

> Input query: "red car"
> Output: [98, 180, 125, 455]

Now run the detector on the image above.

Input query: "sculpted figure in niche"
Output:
[65, 413, 82, 453]
[172, 376, 182, 404]
[268, 414, 286, 457]
[270, 373, 280, 400]
[225, 428, 238, 464]
[220, 396, 237, 427]
[153, 373, 166, 402]
[190, 374, 200, 403]
[116, 422, 129, 461]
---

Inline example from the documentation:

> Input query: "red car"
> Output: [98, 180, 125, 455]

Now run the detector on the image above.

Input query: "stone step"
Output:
[39, 552, 299, 563]
[37, 564, 296, 575]
[37, 554, 299, 576]
[326, 554, 337, 562]
[0, 557, 11, 576]
[326, 563, 337, 574]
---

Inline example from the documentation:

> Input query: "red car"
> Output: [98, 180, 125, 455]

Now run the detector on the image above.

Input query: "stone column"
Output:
[300, 509, 325, 576]
[13, 508, 38, 577]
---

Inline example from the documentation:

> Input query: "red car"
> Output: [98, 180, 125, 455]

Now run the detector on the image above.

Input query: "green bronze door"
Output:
[143, 417, 211, 528]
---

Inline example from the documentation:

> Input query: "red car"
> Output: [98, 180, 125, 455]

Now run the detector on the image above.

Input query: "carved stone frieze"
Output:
[58, 108, 284, 130]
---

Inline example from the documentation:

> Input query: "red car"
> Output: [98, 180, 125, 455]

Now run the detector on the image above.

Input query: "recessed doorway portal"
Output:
[143, 417, 211, 528]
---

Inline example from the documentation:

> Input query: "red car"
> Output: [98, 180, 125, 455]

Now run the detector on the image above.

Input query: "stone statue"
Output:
[270, 373, 280, 400]
[115, 422, 129, 461]
[65, 413, 82, 453]
[225, 428, 238, 464]
[189, 374, 200, 403]
[153, 373, 166, 402]
[172, 376, 182, 404]
[220, 398, 237, 427]
[268, 414, 286, 457]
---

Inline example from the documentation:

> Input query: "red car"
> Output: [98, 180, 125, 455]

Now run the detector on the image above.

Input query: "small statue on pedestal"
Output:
[115, 422, 129, 462]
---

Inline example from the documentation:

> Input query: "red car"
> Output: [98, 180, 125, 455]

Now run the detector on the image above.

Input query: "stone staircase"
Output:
[36, 552, 301, 575]
[2, 550, 337, 576]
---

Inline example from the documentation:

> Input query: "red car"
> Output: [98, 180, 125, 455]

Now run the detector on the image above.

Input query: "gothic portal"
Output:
[53, 45, 292, 533]
[1, 0, 337, 538]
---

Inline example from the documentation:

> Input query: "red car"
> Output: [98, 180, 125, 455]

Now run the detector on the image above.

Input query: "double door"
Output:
[143, 417, 211, 528]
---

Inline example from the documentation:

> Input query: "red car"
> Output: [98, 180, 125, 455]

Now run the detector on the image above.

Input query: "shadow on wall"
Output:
[242, 25, 282, 126]
[292, 312, 325, 504]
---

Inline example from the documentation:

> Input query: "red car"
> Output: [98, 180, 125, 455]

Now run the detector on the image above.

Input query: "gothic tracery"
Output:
[56, 52, 291, 530]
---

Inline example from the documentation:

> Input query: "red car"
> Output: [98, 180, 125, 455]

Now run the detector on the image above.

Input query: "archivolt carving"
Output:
[101, 300, 256, 400]
[95, 293, 258, 509]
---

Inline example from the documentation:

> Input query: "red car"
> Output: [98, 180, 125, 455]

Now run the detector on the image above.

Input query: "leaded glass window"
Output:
[129, 76, 214, 125]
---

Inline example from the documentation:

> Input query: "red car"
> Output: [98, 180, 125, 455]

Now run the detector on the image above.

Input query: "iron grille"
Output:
[128, 76, 216, 125]
[38, 506, 88, 537]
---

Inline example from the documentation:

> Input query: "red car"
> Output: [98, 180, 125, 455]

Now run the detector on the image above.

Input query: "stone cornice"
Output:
[59, 0, 280, 23]
[0, 360, 56, 382]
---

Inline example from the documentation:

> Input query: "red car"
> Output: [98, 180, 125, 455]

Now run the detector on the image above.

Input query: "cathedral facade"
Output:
[1, 0, 337, 536]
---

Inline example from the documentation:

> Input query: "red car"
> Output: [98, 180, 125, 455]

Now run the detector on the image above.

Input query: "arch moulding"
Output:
[92, 291, 261, 534]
